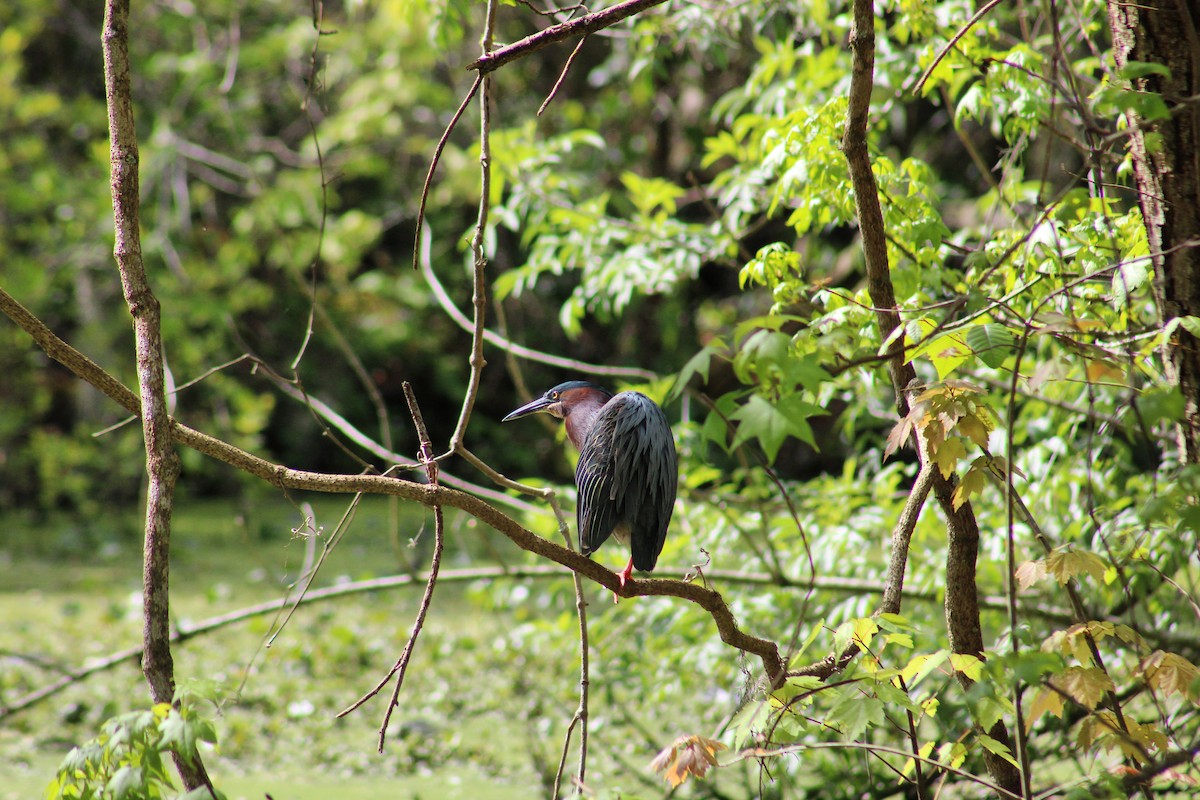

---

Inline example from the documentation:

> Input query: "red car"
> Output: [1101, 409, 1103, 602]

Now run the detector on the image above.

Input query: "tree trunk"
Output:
[1107, 0, 1200, 463]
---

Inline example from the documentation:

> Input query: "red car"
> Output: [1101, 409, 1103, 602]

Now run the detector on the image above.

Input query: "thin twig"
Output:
[447, 0, 499, 456]
[411, 75, 483, 272]
[538, 36, 589, 116]
[418, 225, 658, 381]
[911, 0, 1005, 95]
[548, 489, 590, 798]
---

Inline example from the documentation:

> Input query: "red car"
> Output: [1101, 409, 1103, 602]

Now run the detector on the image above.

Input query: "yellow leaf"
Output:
[1015, 559, 1046, 590]
[931, 435, 967, 478]
[1026, 686, 1064, 732]
[1085, 359, 1125, 383]
[951, 463, 986, 510]
[949, 653, 983, 681]
[956, 413, 991, 448]
[902, 740, 935, 777]
[937, 741, 967, 769]
[1141, 651, 1200, 700]
[1045, 548, 1108, 585]
[1052, 666, 1113, 710]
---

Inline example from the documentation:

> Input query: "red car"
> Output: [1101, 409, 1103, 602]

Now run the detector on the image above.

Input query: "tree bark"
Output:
[102, 0, 212, 792]
[1107, 0, 1200, 463]
[841, 1, 1023, 795]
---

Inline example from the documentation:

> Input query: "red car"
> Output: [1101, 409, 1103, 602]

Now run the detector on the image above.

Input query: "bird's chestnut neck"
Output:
[562, 391, 610, 450]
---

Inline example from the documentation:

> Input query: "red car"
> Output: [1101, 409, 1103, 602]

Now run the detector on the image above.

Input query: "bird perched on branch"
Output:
[503, 381, 677, 596]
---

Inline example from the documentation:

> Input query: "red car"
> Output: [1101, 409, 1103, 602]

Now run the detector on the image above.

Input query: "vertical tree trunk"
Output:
[1107, 0, 1200, 463]
[841, 1, 1023, 796]
[102, 0, 211, 792]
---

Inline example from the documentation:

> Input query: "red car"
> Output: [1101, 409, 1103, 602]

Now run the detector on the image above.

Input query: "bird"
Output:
[502, 381, 678, 597]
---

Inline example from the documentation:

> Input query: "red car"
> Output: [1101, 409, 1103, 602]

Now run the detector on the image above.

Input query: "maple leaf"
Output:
[1015, 559, 1046, 590]
[1053, 666, 1113, 710]
[931, 435, 967, 478]
[1140, 651, 1200, 700]
[1026, 686, 1064, 732]
[956, 413, 991, 447]
[951, 462, 986, 510]
[1046, 548, 1108, 585]
[650, 734, 727, 787]
[885, 411, 918, 459]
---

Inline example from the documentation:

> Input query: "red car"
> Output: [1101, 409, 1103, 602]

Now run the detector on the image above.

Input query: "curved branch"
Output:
[0, 286, 785, 686]
[840, 0, 1022, 794]
[418, 227, 658, 382]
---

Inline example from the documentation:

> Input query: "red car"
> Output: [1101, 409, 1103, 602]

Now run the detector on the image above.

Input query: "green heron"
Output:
[503, 381, 678, 593]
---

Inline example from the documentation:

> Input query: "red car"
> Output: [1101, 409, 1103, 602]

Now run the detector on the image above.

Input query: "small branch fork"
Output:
[336, 384, 446, 753]
[465, 0, 669, 74]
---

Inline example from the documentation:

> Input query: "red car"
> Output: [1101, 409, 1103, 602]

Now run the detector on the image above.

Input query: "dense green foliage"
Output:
[2, 0, 1198, 797]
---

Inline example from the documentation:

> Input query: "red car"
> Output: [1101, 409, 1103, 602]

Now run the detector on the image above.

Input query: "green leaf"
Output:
[105, 766, 145, 800]
[978, 734, 1020, 768]
[964, 323, 1015, 368]
[730, 394, 825, 462]
[670, 343, 724, 400]
[158, 710, 199, 766]
[829, 687, 885, 739]
[1112, 258, 1149, 308]
[1116, 61, 1172, 81]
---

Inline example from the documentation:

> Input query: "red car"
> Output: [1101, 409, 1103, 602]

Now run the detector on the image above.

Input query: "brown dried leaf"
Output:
[650, 734, 728, 788]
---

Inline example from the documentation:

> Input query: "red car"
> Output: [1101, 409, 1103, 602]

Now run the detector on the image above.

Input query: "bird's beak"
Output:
[502, 395, 558, 422]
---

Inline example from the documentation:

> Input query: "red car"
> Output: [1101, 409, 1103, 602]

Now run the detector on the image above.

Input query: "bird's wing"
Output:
[576, 393, 677, 571]
[615, 393, 677, 571]
[575, 401, 621, 556]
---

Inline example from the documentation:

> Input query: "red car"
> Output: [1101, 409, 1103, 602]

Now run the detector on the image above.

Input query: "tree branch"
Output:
[102, 0, 212, 793]
[840, 1, 1022, 794]
[0, 286, 785, 686]
[465, 0, 669, 74]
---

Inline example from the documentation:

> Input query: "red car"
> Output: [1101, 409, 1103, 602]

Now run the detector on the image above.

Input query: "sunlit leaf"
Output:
[1045, 549, 1108, 585]
[1053, 666, 1113, 709]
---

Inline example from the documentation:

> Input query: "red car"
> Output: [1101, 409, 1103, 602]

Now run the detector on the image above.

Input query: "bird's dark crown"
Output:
[543, 381, 612, 402]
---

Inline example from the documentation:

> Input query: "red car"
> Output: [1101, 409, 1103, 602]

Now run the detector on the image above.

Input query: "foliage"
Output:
[45, 692, 222, 800]
[2, 0, 1199, 797]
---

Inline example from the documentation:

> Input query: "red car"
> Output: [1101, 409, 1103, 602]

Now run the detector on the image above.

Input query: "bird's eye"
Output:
[550, 391, 559, 399]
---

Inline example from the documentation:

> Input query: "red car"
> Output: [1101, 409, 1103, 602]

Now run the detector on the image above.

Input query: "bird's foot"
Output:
[613, 560, 635, 603]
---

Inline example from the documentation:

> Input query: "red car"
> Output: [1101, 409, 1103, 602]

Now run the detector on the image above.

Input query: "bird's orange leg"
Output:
[613, 558, 635, 603]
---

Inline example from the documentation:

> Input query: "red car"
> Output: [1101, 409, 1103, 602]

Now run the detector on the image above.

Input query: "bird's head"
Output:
[502, 381, 612, 423]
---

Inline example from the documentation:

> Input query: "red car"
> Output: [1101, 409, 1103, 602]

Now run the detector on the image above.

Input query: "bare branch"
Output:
[418, 226, 658, 381]
[102, 0, 212, 792]
[466, 0, 669, 74]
